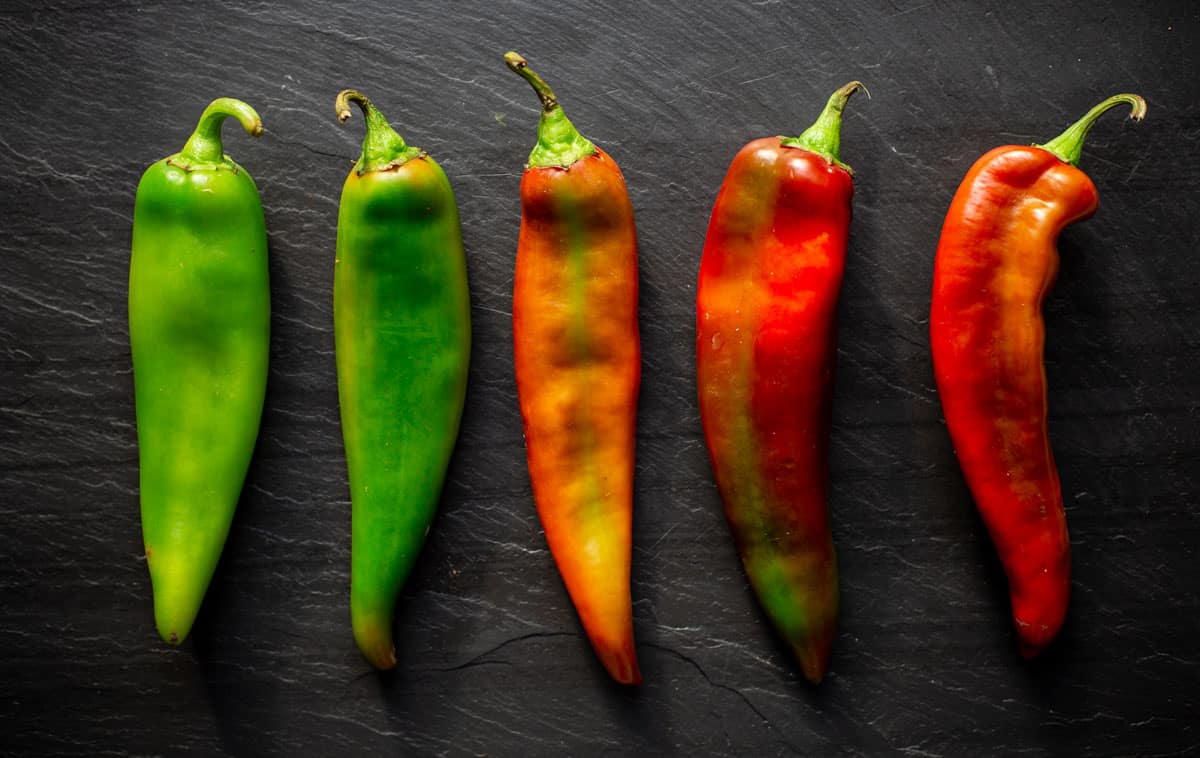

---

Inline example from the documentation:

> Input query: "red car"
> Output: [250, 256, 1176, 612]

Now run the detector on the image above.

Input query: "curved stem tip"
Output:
[504, 51, 558, 112]
[1037, 93, 1147, 166]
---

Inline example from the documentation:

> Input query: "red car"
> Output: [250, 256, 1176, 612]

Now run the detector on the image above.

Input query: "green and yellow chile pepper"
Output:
[129, 98, 270, 645]
[333, 90, 471, 669]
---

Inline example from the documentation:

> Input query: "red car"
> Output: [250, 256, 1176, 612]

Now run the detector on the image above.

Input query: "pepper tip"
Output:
[1018, 641, 1044, 660]
[363, 644, 398, 670]
[355, 622, 399, 670]
[791, 635, 833, 685]
[595, 642, 642, 686]
[617, 656, 643, 686]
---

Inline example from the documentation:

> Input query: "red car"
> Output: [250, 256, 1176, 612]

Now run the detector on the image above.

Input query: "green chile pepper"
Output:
[129, 98, 270, 645]
[334, 90, 471, 669]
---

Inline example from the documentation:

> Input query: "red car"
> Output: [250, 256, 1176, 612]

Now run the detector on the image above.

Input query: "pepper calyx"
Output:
[504, 51, 597, 170]
[780, 81, 867, 175]
[173, 97, 262, 171]
[335, 89, 422, 174]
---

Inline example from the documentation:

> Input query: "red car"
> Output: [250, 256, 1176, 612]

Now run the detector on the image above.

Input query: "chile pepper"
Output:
[129, 98, 270, 645]
[505, 52, 642, 685]
[333, 90, 471, 670]
[930, 94, 1146, 658]
[696, 82, 865, 684]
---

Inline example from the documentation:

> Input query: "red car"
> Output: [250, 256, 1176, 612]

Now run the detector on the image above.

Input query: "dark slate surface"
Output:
[2, 1, 1198, 755]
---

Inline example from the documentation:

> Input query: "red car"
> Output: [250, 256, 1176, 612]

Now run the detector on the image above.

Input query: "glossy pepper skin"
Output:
[930, 94, 1146, 658]
[696, 83, 865, 684]
[129, 98, 270, 645]
[333, 91, 471, 670]
[505, 52, 641, 685]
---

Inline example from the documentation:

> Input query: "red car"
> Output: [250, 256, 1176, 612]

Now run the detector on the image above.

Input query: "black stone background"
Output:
[2, 1, 1198, 755]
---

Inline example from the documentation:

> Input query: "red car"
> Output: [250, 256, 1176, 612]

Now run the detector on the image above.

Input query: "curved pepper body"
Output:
[930, 146, 1097, 657]
[334, 93, 471, 670]
[129, 99, 269, 645]
[696, 137, 852, 683]
[930, 93, 1145, 657]
[513, 147, 642, 685]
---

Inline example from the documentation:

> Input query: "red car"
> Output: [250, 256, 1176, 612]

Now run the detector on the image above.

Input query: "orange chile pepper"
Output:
[505, 52, 641, 685]
[930, 94, 1146, 657]
[696, 82, 865, 683]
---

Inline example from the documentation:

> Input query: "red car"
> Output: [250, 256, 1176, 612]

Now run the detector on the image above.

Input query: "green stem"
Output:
[178, 98, 262, 166]
[1036, 93, 1147, 166]
[781, 81, 867, 173]
[335, 89, 421, 173]
[504, 51, 596, 169]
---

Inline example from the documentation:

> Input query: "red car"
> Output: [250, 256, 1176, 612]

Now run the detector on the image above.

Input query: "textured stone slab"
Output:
[1, 0, 1197, 755]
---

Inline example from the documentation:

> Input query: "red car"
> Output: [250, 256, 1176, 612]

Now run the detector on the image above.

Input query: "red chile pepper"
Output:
[696, 82, 865, 684]
[505, 52, 642, 685]
[930, 94, 1146, 657]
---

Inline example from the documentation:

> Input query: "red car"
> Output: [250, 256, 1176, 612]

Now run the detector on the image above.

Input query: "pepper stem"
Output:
[504, 51, 596, 169]
[1036, 94, 1147, 166]
[335, 89, 421, 174]
[178, 98, 262, 166]
[504, 52, 558, 111]
[781, 81, 867, 173]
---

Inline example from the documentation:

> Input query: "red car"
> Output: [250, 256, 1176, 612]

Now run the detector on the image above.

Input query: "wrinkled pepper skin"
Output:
[696, 83, 864, 684]
[505, 53, 641, 685]
[333, 91, 471, 670]
[129, 98, 270, 645]
[930, 94, 1146, 658]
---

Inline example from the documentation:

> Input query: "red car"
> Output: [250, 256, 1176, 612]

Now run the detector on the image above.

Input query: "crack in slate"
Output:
[270, 137, 345, 162]
[644, 641, 770, 721]
[645, 641, 803, 754]
[424, 631, 576, 673]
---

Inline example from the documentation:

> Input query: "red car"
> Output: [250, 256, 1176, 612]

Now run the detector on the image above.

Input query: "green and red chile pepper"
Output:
[334, 91, 471, 670]
[506, 52, 642, 685]
[697, 82, 864, 683]
[930, 94, 1146, 657]
[129, 98, 270, 645]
